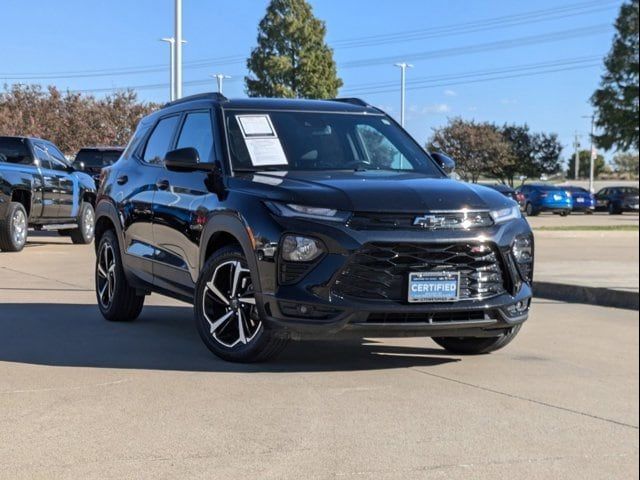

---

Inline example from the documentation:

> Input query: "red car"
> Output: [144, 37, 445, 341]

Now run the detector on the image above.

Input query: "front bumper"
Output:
[253, 215, 534, 339]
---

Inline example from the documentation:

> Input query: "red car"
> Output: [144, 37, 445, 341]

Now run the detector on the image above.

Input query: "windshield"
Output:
[75, 150, 121, 168]
[224, 110, 444, 176]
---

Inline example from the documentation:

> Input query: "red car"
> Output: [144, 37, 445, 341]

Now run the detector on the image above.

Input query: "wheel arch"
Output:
[94, 200, 125, 254]
[11, 188, 32, 218]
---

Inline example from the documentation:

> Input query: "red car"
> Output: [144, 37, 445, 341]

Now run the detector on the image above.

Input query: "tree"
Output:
[0, 84, 158, 154]
[591, 0, 639, 151]
[500, 124, 535, 186]
[567, 150, 607, 179]
[528, 132, 563, 179]
[612, 151, 640, 176]
[245, 0, 342, 99]
[428, 118, 514, 183]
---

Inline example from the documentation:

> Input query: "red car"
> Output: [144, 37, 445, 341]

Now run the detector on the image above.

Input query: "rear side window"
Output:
[0, 138, 32, 165]
[143, 116, 180, 164]
[176, 111, 214, 162]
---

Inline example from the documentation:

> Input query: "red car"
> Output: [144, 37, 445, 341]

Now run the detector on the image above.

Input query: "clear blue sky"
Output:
[1, 0, 623, 163]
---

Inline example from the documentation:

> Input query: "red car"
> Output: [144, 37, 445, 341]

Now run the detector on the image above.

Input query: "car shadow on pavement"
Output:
[0, 303, 459, 372]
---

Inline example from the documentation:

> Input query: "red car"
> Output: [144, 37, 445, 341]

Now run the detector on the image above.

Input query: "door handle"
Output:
[156, 179, 170, 191]
[117, 175, 128, 185]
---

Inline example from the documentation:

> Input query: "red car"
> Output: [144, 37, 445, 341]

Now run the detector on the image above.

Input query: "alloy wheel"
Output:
[202, 260, 261, 348]
[11, 208, 27, 247]
[97, 243, 116, 308]
[83, 207, 95, 239]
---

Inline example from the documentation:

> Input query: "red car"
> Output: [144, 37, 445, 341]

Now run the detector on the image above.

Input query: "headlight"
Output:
[281, 235, 324, 262]
[512, 234, 534, 282]
[265, 202, 350, 223]
[490, 205, 521, 224]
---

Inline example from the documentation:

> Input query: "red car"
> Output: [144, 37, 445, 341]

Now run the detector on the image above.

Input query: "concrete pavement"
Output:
[0, 232, 638, 479]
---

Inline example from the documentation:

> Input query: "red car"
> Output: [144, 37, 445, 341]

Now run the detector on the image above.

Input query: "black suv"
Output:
[73, 146, 124, 187]
[94, 94, 533, 362]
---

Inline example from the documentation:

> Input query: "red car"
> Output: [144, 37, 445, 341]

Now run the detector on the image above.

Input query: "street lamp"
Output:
[211, 74, 232, 94]
[160, 37, 176, 101]
[175, 0, 183, 99]
[582, 114, 596, 192]
[394, 62, 413, 127]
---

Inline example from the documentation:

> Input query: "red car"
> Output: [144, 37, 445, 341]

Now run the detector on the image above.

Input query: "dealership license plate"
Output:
[576, 197, 585, 203]
[408, 272, 460, 303]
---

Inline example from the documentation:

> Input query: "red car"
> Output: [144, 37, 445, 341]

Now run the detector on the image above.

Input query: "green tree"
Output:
[245, 0, 342, 99]
[612, 151, 640, 175]
[500, 124, 535, 186]
[567, 150, 607, 179]
[528, 132, 563, 179]
[428, 118, 514, 183]
[591, 0, 639, 151]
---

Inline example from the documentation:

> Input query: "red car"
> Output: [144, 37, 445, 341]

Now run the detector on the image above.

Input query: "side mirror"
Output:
[431, 152, 456, 174]
[164, 147, 201, 171]
[74, 161, 85, 171]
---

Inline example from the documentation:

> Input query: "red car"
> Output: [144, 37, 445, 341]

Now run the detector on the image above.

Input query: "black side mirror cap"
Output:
[431, 151, 456, 174]
[164, 147, 201, 171]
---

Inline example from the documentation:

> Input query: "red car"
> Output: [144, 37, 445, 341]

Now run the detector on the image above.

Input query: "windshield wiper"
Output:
[234, 166, 288, 173]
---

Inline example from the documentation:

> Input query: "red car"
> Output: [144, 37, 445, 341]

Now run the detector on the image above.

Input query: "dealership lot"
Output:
[0, 216, 638, 480]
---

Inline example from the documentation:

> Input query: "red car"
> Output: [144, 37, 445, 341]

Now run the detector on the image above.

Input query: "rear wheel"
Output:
[95, 230, 144, 321]
[70, 202, 95, 244]
[0, 202, 28, 252]
[559, 210, 570, 217]
[525, 203, 538, 217]
[433, 325, 521, 355]
[608, 203, 622, 215]
[194, 246, 288, 363]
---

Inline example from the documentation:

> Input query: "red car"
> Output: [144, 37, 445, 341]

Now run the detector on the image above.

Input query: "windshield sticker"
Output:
[236, 114, 288, 166]
[237, 115, 276, 137]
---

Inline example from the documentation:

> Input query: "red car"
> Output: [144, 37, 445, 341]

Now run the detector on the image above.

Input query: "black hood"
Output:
[232, 170, 511, 213]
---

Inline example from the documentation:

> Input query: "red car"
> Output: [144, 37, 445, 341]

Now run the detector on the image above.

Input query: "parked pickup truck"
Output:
[0, 136, 97, 252]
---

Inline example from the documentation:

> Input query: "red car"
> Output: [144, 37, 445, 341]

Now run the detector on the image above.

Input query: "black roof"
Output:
[161, 93, 381, 114]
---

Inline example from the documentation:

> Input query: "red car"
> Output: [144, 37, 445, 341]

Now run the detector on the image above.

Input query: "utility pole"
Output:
[174, 0, 183, 99]
[211, 74, 231, 94]
[160, 38, 176, 101]
[394, 62, 413, 127]
[582, 114, 596, 192]
[573, 132, 580, 180]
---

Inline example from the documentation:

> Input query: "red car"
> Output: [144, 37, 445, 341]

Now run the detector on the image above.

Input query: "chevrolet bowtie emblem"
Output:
[413, 214, 446, 228]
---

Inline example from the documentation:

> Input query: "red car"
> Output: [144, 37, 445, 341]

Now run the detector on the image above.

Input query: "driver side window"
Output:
[355, 124, 412, 170]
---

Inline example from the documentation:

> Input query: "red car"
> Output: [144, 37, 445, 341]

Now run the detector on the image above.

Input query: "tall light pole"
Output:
[211, 74, 231, 94]
[174, 0, 183, 99]
[573, 131, 580, 180]
[160, 38, 176, 101]
[582, 114, 596, 192]
[394, 62, 413, 127]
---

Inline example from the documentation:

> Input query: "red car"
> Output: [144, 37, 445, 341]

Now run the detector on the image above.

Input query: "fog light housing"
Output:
[512, 234, 534, 282]
[281, 235, 324, 262]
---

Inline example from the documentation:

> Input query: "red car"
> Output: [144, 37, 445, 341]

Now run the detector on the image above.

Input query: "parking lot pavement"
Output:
[526, 211, 639, 229]
[0, 234, 638, 479]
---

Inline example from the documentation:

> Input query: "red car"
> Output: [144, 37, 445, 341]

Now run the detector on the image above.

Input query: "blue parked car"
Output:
[517, 184, 573, 216]
[564, 186, 596, 213]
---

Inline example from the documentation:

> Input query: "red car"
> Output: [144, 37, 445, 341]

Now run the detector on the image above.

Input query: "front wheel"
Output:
[433, 325, 521, 355]
[194, 246, 288, 363]
[525, 203, 538, 217]
[70, 202, 95, 244]
[608, 203, 622, 215]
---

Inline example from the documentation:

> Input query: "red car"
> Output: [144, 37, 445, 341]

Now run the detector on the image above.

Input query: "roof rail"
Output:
[163, 92, 228, 108]
[330, 97, 371, 107]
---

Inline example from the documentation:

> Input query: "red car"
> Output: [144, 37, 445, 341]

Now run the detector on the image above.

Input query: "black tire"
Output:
[70, 202, 95, 244]
[560, 210, 570, 217]
[194, 245, 288, 363]
[608, 203, 622, 215]
[0, 202, 28, 252]
[433, 325, 522, 355]
[525, 203, 538, 217]
[95, 230, 144, 321]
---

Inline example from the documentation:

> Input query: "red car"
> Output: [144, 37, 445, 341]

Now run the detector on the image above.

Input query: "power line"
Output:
[0, 0, 616, 80]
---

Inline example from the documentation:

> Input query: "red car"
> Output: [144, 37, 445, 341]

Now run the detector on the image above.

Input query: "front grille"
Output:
[348, 211, 494, 230]
[332, 242, 506, 302]
[366, 311, 487, 324]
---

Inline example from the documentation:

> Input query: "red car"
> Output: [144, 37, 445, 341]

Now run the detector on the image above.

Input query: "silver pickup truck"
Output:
[0, 136, 97, 252]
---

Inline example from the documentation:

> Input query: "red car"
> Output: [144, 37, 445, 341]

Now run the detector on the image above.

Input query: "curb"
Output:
[534, 281, 639, 311]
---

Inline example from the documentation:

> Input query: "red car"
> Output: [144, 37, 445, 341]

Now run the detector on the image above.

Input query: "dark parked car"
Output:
[94, 94, 533, 362]
[564, 186, 596, 213]
[481, 183, 525, 209]
[517, 184, 573, 216]
[73, 146, 124, 187]
[0, 136, 96, 252]
[594, 186, 639, 214]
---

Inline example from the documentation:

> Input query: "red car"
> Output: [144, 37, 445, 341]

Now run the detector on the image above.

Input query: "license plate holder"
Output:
[408, 272, 460, 303]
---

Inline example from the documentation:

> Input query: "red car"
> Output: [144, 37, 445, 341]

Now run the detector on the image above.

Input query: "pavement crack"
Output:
[0, 265, 86, 289]
[410, 368, 639, 430]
